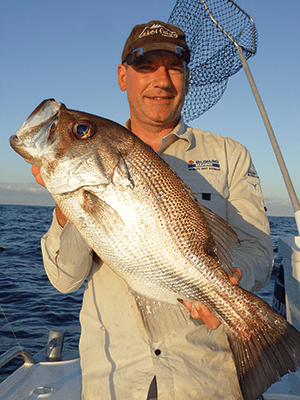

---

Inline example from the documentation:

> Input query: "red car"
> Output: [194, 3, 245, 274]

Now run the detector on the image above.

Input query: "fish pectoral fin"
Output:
[131, 290, 190, 342]
[81, 190, 124, 229]
[111, 155, 134, 191]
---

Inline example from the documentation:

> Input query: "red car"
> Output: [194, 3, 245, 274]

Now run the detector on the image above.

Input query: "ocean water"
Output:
[0, 204, 299, 383]
[0, 204, 84, 383]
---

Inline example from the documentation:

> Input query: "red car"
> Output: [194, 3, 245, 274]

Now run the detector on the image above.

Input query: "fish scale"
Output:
[10, 99, 300, 400]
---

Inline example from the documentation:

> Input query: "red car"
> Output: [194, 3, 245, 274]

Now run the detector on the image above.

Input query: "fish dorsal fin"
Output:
[132, 290, 191, 342]
[178, 176, 240, 274]
[196, 201, 239, 274]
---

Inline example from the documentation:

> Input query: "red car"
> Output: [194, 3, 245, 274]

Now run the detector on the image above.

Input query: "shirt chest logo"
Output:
[188, 159, 220, 171]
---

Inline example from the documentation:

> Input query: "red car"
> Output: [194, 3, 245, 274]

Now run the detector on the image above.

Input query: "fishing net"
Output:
[168, 0, 257, 122]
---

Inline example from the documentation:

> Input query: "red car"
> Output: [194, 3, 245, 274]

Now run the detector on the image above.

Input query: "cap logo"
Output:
[138, 23, 178, 39]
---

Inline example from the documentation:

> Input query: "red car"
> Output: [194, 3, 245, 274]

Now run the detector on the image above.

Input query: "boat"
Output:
[0, 330, 82, 399]
[260, 236, 300, 400]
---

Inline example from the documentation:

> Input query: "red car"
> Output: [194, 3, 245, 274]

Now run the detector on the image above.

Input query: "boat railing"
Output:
[0, 347, 34, 369]
[0, 329, 65, 372]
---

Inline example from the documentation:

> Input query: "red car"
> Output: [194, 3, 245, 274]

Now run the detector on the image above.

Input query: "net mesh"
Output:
[168, 0, 257, 121]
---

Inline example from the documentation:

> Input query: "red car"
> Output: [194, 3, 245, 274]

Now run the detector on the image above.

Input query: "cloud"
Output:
[0, 183, 296, 216]
[264, 196, 295, 217]
[0, 182, 55, 207]
[4, 184, 42, 193]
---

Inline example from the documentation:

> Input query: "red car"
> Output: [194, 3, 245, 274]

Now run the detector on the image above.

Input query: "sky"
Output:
[0, 0, 299, 216]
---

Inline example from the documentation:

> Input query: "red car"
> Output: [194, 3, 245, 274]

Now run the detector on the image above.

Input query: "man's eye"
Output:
[169, 67, 183, 74]
[138, 65, 152, 71]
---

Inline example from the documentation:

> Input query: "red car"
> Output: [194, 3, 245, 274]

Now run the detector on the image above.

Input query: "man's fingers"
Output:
[31, 165, 46, 187]
[228, 267, 243, 286]
[179, 300, 221, 330]
[191, 302, 221, 330]
[31, 165, 40, 177]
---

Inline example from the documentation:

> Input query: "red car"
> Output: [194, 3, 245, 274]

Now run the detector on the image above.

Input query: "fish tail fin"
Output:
[226, 298, 300, 400]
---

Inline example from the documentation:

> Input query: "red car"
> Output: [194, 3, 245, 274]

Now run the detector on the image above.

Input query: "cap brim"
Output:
[125, 42, 188, 64]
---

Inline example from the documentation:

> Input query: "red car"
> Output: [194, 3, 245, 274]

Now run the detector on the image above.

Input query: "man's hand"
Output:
[31, 165, 68, 228]
[179, 267, 243, 330]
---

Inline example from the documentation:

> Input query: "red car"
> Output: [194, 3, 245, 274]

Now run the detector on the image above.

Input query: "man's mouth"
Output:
[147, 96, 174, 101]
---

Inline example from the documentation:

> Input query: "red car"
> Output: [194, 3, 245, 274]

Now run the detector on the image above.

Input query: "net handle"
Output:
[201, 0, 257, 54]
[200, 0, 300, 233]
[235, 44, 300, 234]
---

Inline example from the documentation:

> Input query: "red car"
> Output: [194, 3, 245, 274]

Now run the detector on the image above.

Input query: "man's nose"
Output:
[152, 66, 172, 88]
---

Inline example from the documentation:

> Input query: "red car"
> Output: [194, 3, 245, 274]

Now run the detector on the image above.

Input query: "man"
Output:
[32, 21, 273, 399]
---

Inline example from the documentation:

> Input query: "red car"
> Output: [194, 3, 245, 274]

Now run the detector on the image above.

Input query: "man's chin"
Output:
[146, 111, 180, 126]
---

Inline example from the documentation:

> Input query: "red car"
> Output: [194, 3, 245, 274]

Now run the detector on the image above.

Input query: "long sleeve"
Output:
[225, 141, 273, 292]
[41, 209, 93, 293]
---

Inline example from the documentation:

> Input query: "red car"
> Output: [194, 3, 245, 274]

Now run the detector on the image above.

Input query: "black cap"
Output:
[121, 20, 190, 65]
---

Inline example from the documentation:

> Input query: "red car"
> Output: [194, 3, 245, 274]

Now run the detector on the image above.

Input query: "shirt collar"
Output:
[124, 117, 195, 153]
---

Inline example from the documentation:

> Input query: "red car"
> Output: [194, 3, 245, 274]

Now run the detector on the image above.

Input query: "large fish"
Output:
[10, 99, 300, 400]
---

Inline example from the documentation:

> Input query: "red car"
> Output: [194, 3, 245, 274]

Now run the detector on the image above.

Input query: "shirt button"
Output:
[154, 349, 161, 356]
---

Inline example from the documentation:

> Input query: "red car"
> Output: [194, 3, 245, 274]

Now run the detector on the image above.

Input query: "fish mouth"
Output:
[10, 99, 61, 164]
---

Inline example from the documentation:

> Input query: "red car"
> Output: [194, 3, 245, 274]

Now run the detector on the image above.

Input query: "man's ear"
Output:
[117, 64, 127, 92]
[185, 68, 190, 95]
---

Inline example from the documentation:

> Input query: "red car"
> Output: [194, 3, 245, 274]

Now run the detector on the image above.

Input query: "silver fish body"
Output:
[10, 100, 300, 400]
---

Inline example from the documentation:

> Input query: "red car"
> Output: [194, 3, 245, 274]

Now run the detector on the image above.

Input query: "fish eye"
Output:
[73, 121, 95, 139]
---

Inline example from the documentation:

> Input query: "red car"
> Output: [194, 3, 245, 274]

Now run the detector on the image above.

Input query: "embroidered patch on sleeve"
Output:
[247, 168, 259, 178]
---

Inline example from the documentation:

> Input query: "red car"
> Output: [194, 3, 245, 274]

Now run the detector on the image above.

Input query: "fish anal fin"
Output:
[131, 290, 190, 342]
[81, 190, 124, 229]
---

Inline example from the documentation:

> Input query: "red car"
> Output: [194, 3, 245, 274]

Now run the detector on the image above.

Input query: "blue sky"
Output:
[0, 0, 299, 216]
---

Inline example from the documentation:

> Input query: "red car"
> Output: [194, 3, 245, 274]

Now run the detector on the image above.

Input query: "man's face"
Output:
[118, 51, 189, 130]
